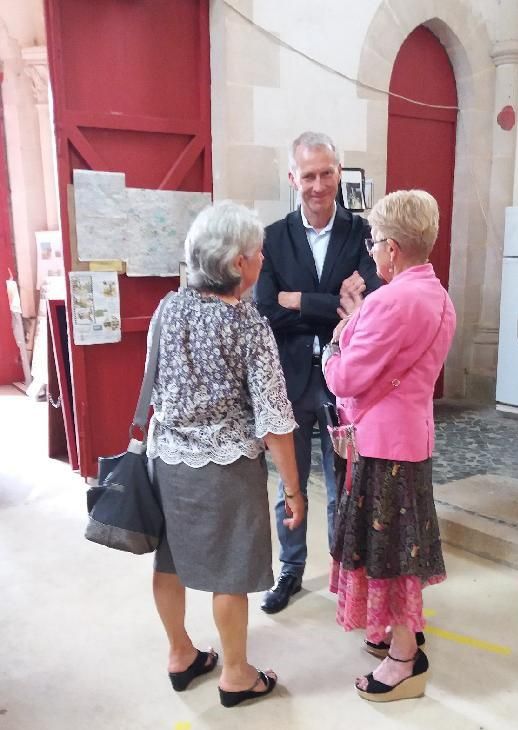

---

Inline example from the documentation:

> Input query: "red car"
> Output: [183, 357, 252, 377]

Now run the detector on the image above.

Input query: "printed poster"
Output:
[69, 271, 121, 345]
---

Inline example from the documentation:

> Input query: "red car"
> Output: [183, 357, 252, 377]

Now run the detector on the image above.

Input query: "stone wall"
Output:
[0, 0, 56, 319]
[210, 0, 515, 402]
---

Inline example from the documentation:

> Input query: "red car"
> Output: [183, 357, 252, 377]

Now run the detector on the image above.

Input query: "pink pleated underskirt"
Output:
[330, 560, 446, 643]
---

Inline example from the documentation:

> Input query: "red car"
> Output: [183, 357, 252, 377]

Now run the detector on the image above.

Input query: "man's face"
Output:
[290, 145, 341, 221]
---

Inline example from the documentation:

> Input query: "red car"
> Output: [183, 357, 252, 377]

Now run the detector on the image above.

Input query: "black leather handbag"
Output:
[84, 292, 173, 554]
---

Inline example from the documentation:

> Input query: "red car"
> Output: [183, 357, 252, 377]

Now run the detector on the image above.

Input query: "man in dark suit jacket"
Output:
[255, 131, 380, 613]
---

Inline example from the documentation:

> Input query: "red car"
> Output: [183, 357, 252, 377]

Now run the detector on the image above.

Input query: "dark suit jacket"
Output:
[254, 205, 381, 403]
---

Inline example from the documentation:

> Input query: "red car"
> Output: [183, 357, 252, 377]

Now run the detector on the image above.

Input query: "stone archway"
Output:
[355, 0, 495, 399]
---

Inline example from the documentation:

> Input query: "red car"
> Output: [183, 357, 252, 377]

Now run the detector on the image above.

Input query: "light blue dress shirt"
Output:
[300, 203, 337, 354]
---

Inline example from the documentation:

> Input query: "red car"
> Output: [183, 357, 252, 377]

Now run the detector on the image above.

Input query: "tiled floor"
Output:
[306, 399, 518, 487]
[433, 401, 518, 484]
[2, 386, 518, 730]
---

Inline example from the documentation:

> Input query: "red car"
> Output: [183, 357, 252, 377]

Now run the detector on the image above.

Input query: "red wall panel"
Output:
[386, 26, 458, 397]
[44, 0, 212, 476]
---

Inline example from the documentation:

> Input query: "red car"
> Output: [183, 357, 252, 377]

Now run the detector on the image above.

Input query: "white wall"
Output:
[211, 0, 513, 400]
[0, 0, 45, 46]
[1, 1, 52, 318]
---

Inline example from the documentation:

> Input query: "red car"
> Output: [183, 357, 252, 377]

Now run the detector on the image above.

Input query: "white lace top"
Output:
[146, 288, 297, 467]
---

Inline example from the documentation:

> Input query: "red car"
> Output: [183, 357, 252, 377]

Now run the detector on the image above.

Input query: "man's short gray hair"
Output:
[185, 201, 264, 294]
[289, 131, 341, 171]
[367, 190, 439, 259]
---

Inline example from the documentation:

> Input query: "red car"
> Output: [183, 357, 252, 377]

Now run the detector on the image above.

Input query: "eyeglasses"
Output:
[365, 238, 400, 256]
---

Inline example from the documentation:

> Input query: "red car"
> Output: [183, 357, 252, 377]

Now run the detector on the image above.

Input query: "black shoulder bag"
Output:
[84, 292, 174, 554]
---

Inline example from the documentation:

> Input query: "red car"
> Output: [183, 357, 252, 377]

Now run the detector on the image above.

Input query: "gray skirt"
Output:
[153, 454, 274, 594]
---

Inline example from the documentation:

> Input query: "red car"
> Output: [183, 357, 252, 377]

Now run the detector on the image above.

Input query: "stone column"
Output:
[22, 46, 58, 231]
[470, 31, 518, 401]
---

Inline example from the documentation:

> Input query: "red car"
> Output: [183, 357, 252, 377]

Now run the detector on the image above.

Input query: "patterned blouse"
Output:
[146, 287, 297, 467]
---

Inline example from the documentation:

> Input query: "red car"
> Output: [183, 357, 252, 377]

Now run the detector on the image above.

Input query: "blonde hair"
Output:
[368, 189, 439, 259]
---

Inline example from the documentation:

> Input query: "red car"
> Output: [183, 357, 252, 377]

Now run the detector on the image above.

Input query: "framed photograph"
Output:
[340, 168, 366, 211]
[364, 179, 374, 210]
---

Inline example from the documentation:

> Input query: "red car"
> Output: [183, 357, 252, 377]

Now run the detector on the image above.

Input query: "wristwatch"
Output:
[321, 341, 340, 373]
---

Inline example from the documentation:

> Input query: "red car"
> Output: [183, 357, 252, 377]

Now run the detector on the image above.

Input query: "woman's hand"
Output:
[283, 490, 305, 530]
[332, 316, 350, 343]
[263, 431, 304, 529]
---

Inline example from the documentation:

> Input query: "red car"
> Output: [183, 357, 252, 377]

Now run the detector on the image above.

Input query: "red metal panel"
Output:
[47, 299, 79, 470]
[0, 75, 23, 384]
[44, 0, 212, 476]
[386, 26, 458, 397]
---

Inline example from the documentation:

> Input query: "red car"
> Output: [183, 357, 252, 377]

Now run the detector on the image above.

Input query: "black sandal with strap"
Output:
[169, 649, 219, 692]
[219, 669, 277, 708]
[356, 648, 429, 702]
[364, 631, 425, 658]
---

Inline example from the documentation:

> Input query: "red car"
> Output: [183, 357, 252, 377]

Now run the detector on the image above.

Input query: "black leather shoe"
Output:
[260, 573, 302, 614]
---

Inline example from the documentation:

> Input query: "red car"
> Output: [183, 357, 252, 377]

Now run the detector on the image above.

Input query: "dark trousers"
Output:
[275, 364, 336, 578]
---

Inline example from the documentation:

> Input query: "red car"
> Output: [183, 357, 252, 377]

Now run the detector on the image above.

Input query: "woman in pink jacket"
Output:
[323, 190, 456, 702]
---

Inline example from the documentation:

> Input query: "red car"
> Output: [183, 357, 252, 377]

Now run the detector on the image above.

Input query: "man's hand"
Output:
[278, 291, 302, 310]
[339, 271, 365, 316]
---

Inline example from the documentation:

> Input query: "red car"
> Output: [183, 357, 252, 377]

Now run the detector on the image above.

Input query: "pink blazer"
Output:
[324, 264, 456, 462]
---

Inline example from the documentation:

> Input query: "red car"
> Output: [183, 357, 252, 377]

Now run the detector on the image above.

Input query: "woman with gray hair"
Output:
[323, 190, 456, 702]
[147, 201, 304, 707]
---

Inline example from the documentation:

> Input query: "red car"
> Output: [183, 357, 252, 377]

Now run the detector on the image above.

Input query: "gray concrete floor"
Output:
[1, 385, 518, 730]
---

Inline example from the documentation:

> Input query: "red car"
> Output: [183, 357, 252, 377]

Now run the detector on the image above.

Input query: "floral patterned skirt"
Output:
[330, 455, 446, 642]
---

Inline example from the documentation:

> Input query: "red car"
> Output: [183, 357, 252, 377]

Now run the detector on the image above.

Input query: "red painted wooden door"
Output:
[0, 78, 23, 385]
[386, 25, 457, 397]
[44, 0, 212, 477]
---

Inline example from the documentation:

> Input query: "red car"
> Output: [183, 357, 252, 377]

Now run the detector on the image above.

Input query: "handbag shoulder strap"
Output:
[132, 291, 176, 430]
[352, 290, 448, 425]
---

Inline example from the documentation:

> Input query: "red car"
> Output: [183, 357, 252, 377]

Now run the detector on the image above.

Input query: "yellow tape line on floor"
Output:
[425, 625, 512, 656]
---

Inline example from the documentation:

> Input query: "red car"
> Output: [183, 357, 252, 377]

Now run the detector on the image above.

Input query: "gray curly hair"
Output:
[185, 201, 264, 293]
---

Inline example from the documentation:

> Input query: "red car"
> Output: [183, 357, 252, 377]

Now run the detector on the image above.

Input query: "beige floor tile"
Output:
[1, 386, 517, 729]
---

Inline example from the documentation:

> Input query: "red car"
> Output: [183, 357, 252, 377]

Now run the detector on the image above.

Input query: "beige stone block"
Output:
[437, 499, 518, 568]
[446, 331, 466, 366]
[342, 151, 366, 170]
[371, 174, 387, 204]
[341, 152, 386, 183]
[365, 157, 387, 178]
[367, 105, 389, 151]
[228, 0, 253, 16]
[254, 200, 289, 227]
[443, 366, 467, 399]
[359, 6, 407, 68]
[226, 12, 280, 88]
[226, 84, 254, 145]
[465, 372, 497, 402]
[226, 145, 280, 201]
[356, 46, 394, 99]
[383, 0, 418, 39]
[388, 0, 442, 36]
[472, 340, 499, 374]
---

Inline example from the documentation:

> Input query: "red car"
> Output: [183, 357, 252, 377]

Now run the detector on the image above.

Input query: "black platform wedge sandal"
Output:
[169, 648, 219, 692]
[219, 669, 277, 708]
[356, 648, 429, 702]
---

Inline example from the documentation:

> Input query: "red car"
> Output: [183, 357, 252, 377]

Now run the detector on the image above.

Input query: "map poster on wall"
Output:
[69, 271, 121, 345]
[74, 170, 127, 261]
[125, 188, 211, 276]
[72, 169, 211, 275]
